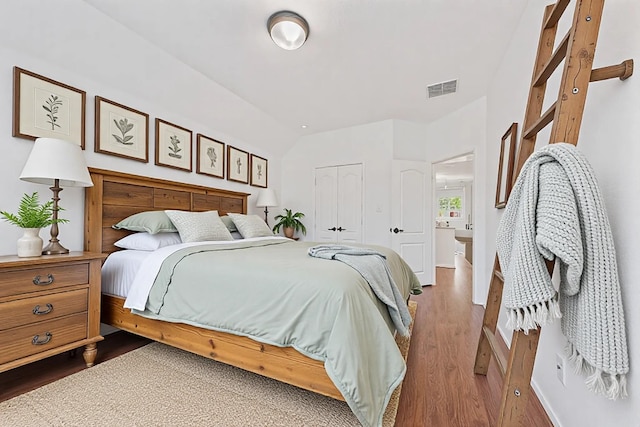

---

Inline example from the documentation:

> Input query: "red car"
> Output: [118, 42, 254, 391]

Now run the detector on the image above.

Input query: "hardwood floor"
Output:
[0, 255, 553, 426]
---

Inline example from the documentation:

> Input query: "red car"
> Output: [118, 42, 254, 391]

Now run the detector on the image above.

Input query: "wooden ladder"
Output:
[473, 1, 633, 425]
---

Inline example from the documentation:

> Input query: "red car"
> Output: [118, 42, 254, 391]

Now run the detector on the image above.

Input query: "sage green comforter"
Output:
[133, 238, 422, 427]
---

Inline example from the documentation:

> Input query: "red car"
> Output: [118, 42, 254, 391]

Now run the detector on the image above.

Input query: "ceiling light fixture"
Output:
[267, 11, 309, 50]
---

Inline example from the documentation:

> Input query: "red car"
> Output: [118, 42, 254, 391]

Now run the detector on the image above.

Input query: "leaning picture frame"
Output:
[13, 66, 86, 148]
[495, 122, 518, 209]
[227, 145, 249, 184]
[155, 118, 193, 172]
[250, 154, 268, 188]
[95, 96, 149, 162]
[196, 134, 225, 179]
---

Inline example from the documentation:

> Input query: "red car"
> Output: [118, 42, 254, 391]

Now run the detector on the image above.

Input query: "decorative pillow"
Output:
[227, 213, 273, 238]
[112, 211, 178, 234]
[220, 215, 238, 232]
[230, 231, 243, 240]
[114, 232, 182, 251]
[165, 210, 233, 243]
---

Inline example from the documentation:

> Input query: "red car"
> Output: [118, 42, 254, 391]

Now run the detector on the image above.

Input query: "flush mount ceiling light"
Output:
[267, 11, 309, 50]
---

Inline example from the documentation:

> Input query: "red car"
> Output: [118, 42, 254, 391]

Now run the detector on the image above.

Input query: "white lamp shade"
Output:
[20, 138, 93, 187]
[268, 11, 309, 50]
[256, 188, 278, 207]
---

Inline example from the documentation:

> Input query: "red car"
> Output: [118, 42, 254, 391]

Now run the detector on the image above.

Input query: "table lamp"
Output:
[19, 137, 93, 254]
[255, 188, 278, 225]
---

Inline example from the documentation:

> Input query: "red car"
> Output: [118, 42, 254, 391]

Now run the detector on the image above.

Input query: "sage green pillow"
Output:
[220, 215, 238, 232]
[112, 211, 177, 234]
[227, 213, 273, 238]
[165, 210, 233, 243]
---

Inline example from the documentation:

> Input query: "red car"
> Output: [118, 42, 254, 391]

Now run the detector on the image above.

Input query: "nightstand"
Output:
[0, 252, 106, 373]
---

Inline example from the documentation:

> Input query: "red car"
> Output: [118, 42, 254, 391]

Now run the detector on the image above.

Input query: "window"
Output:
[438, 195, 463, 219]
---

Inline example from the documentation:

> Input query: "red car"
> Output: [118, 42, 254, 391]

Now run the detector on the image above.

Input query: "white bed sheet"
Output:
[101, 250, 151, 297]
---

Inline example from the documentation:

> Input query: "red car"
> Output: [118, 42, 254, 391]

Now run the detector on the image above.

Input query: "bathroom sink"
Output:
[454, 229, 473, 240]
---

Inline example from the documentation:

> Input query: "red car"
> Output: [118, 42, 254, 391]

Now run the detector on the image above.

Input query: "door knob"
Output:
[328, 227, 337, 231]
[392, 227, 404, 234]
[337, 227, 346, 232]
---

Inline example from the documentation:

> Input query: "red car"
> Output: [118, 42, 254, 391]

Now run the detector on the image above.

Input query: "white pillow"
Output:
[114, 232, 182, 251]
[165, 210, 233, 243]
[227, 213, 273, 238]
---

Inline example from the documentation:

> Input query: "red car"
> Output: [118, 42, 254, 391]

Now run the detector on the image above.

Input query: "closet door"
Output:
[336, 164, 362, 243]
[314, 166, 338, 242]
[314, 164, 362, 243]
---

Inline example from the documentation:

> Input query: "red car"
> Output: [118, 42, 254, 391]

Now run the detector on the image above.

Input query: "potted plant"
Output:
[272, 208, 307, 239]
[0, 192, 68, 257]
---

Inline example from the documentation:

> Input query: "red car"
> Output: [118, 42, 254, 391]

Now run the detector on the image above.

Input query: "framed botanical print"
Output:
[250, 154, 268, 188]
[95, 96, 149, 162]
[495, 122, 518, 209]
[155, 118, 193, 172]
[196, 134, 225, 179]
[227, 145, 249, 184]
[13, 66, 86, 148]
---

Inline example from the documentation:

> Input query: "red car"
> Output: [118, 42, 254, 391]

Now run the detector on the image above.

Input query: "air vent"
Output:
[427, 79, 458, 98]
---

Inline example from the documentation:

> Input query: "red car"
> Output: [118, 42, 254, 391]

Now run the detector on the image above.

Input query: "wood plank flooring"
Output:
[0, 255, 553, 426]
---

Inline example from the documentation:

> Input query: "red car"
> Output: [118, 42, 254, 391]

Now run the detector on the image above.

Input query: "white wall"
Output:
[281, 120, 394, 246]
[425, 97, 488, 299]
[485, 1, 640, 425]
[0, 2, 287, 256]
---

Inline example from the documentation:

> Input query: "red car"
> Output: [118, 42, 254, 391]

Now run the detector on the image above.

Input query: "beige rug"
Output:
[0, 301, 416, 427]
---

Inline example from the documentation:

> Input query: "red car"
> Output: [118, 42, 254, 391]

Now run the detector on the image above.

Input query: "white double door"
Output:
[314, 164, 363, 243]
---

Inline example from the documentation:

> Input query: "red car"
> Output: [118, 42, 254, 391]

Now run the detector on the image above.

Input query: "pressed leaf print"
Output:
[168, 135, 182, 159]
[42, 94, 63, 130]
[257, 164, 263, 179]
[236, 156, 242, 174]
[112, 118, 135, 145]
[207, 147, 217, 167]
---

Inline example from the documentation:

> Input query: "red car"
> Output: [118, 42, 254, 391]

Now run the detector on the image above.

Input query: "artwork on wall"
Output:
[250, 154, 268, 188]
[12, 66, 86, 148]
[95, 96, 149, 162]
[227, 145, 249, 184]
[196, 134, 225, 179]
[155, 118, 193, 172]
[495, 122, 518, 209]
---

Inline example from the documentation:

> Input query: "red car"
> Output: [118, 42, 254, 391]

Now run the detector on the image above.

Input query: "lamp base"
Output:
[42, 240, 69, 255]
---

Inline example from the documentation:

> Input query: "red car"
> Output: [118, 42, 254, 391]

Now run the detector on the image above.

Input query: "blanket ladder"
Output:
[473, 1, 633, 425]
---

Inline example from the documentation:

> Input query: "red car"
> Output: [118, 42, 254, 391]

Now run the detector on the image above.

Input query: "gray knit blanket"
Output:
[308, 245, 412, 336]
[496, 143, 629, 400]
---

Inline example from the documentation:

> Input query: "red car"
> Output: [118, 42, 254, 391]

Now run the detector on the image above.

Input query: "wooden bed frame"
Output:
[84, 168, 343, 400]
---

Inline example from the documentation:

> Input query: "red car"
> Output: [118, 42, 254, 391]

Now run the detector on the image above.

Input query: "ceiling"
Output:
[434, 154, 474, 185]
[81, 0, 527, 137]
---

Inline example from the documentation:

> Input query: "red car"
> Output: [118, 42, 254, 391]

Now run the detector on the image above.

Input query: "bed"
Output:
[84, 168, 420, 427]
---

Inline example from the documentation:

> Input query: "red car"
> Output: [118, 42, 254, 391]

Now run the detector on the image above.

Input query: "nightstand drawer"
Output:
[0, 288, 88, 331]
[0, 263, 89, 298]
[0, 312, 88, 365]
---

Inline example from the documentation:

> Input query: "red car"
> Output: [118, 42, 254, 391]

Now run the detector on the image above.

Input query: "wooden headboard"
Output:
[84, 168, 249, 254]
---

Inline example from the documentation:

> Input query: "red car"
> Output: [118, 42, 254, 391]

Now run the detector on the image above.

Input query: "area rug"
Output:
[0, 301, 416, 427]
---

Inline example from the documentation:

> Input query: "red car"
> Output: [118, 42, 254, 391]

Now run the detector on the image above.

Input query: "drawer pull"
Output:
[33, 274, 55, 286]
[32, 303, 54, 315]
[32, 332, 53, 345]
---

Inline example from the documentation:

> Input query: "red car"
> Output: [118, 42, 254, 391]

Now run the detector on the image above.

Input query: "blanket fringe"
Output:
[505, 295, 561, 334]
[565, 342, 628, 400]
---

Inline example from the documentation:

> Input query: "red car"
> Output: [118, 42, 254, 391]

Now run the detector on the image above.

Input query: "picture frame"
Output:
[95, 96, 149, 162]
[13, 66, 86, 148]
[250, 154, 268, 188]
[495, 122, 518, 209]
[155, 118, 193, 172]
[196, 134, 225, 179]
[227, 145, 249, 184]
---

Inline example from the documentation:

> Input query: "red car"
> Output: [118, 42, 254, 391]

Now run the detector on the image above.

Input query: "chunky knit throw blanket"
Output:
[496, 143, 629, 400]
[308, 245, 412, 336]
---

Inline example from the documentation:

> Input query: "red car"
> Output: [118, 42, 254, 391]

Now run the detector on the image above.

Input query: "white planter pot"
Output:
[17, 228, 43, 257]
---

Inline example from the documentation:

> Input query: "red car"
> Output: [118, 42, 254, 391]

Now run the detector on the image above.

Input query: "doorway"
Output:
[432, 153, 474, 279]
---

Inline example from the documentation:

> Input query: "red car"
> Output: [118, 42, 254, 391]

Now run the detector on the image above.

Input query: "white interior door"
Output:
[391, 160, 431, 285]
[314, 166, 338, 242]
[336, 164, 363, 243]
